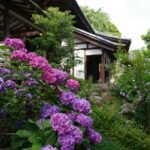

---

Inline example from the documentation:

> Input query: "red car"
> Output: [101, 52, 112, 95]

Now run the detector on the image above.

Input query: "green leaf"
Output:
[31, 143, 42, 150]
[45, 131, 57, 145]
[16, 130, 31, 137]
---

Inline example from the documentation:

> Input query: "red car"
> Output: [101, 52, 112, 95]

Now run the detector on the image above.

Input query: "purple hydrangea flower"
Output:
[50, 113, 72, 135]
[87, 128, 102, 144]
[66, 111, 77, 121]
[41, 103, 60, 118]
[70, 126, 83, 144]
[58, 135, 75, 146]
[25, 93, 33, 100]
[24, 78, 37, 86]
[72, 99, 91, 114]
[59, 91, 76, 105]
[76, 114, 93, 128]
[61, 144, 75, 150]
[0, 67, 11, 75]
[14, 88, 26, 97]
[52, 69, 68, 85]
[5, 80, 16, 88]
[0, 77, 6, 93]
[58, 132, 81, 150]
[41, 145, 57, 150]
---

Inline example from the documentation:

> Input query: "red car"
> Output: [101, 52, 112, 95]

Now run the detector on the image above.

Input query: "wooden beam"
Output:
[1, 1, 43, 33]
[9, 9, 43, 32]
[4, 6, 9, 37]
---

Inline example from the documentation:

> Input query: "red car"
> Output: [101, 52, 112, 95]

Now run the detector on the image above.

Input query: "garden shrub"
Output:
[0, 38, 102, 150]
[91, 98, 150, 150]
[111, 49, 150, 130]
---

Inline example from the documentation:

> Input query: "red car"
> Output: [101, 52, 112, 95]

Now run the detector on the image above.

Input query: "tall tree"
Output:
[141, 29, 150, 49]
[82, 6, 121, 37]
[29, 7, 76, 71]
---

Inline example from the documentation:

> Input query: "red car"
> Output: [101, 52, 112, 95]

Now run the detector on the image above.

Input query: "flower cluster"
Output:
[87, 128, 102, 144]
[4, 38, 25, 49]
[11, 50, 27, 61]
[73, 98, 91, 114]
[51, 113, 83, 149]
[59, 91, 76, 105]
[0, 67, 11, 75]
[1, 38, 102, 150]
[66, 79, 79, 91]
[40, 103, 60, 118]
[42, 145, 57, 150]
[0, 77, 16, 93]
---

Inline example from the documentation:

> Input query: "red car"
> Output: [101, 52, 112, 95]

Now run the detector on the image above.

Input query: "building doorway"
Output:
[86, 55, 101, 82]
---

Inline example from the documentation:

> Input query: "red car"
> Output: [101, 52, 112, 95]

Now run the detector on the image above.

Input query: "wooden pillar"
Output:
[4, 6, 9, 37]
[99, 64, 105, 84]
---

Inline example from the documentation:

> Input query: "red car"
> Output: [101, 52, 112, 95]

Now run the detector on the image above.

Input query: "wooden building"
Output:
[0, 0, 131, 83]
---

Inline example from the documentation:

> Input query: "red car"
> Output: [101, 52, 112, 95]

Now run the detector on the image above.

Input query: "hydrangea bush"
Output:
[0, 38, 102, 150]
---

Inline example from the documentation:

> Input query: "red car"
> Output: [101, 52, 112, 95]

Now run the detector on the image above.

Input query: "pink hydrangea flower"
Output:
[29, 56, 50, 71]
[11, 50, 27, 61]
[66, 79, 79, 92]
[4, 38, 25, 49]
[20, 48, 28, 53]
[42, 71, 56, 84]
[27, 52, 37, 61]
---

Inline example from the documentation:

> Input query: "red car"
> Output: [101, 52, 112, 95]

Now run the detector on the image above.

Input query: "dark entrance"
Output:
[86, 55, 101, 82]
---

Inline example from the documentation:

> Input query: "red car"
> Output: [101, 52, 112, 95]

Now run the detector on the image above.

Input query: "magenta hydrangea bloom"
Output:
[52, 69, 68, 84]
[5, 80, 16, 88]
[4, 38, 25, 49]
[0, 67, 11, 75]
[72, 99, 91, 114]
[50, 113, 72, 135]
[59, 91, 76, 105]
[42, 145, 57, 150]
[76, 114, 93, 128]
[87, 128, 102, 144]
[29, 56, 50, 71]
[40, 103, 60, 118]
[66, 79, 79, 91]
[42, 71, 56, 84]
[11, 50, 27, 61]
[27, 52, 37, 61]
[20, 48, 28, 53]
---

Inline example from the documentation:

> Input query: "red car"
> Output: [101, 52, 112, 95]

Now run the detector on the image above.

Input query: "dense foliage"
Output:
[28, 7, 79, 71]
[82, 6, 121, 37]
[142, 29, 150, 49]
[92, 99, 150, 150]
[0, 38, 102, 150]
[111, 49, 150, 131]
